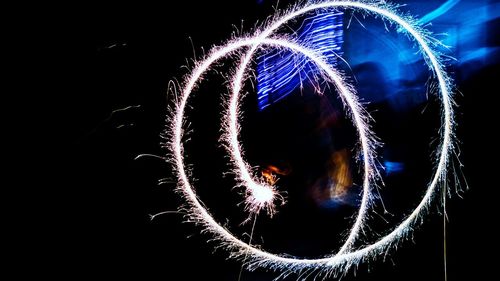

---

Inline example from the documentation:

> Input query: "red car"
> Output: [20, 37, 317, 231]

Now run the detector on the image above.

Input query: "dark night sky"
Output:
[38, 0, 500, 280]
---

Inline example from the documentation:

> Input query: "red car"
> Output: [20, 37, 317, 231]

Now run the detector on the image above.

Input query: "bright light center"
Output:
[250, 183, 275, 204]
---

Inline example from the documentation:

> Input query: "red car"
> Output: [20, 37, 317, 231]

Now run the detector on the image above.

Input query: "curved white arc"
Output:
[229, 2, 379, 255]
[174, 37, 360, 265]
[172, 0, 454, 276]
[228, 37, 374, 253]
[246, 0, 454, 256]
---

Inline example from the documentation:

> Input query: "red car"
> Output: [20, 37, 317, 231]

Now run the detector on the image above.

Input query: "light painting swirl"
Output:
[167, 0, 455, 279]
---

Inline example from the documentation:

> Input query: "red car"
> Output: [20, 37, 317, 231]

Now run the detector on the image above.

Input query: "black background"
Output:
[40, 0, 500, 280]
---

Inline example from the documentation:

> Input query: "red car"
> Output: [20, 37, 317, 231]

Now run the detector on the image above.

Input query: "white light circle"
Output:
[170, 1, 454, 278]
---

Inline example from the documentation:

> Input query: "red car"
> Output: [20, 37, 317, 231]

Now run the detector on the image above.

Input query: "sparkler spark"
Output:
[167, 1, 456, 279]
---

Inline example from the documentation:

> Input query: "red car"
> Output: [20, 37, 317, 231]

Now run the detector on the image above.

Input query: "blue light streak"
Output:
[417, 0, 460, 25]
[256, 12, 343, 110]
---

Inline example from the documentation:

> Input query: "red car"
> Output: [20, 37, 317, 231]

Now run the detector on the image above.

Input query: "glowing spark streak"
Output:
[228, 37, 374, 252]
[229, 0, 454, 260]
[171, 1, 454, 278]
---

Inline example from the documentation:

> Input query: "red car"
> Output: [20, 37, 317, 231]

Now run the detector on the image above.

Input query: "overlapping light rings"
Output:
[170, 1, 454, 278]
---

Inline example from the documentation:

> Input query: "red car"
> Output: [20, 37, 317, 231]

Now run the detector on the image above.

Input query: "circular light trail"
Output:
[169, 1, 455, 279]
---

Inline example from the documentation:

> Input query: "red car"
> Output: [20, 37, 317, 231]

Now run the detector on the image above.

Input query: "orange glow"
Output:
[328, 149, 352, 197]
[261, 164, 291, 185]
[309, 148, 353, 205]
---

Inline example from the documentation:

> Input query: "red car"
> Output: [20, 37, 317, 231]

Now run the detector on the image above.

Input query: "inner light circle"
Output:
[170, 1, 454, 278]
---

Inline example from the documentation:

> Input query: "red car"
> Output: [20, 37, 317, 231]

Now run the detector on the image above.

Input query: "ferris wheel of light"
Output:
[169, 0, 455, 278]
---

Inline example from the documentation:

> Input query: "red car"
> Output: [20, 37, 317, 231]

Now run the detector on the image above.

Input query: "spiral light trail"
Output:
[168, 1, 455, 279]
